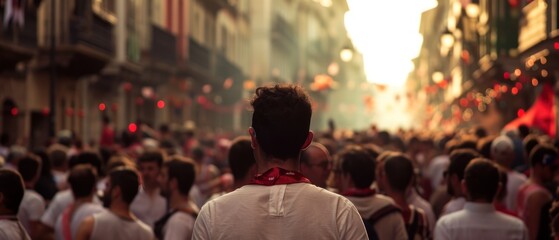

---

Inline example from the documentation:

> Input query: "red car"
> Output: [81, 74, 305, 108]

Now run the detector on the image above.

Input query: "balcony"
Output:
[188, 37, 211, 70]
[215, 52, 243, 104]
[150, 25, 177, 66]
[69, 14, 114, 55]
[38, 11, 114, 77]
[0, 8, 38, 71]
[272, 15, 297, 50]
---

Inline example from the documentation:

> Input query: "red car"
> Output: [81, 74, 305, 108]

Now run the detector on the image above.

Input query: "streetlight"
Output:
[440, 29, 455, 48]
[340, 46, 353, 62]
[465, 3, 480, 18]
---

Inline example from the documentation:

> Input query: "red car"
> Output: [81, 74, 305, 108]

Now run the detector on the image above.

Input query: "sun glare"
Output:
[345, 0, 437, 87]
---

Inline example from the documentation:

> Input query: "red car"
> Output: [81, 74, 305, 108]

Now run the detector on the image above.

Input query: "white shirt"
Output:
[441, 196, 466, 216]
[90, 210, 155, 240]
[131, 188, 167, 228]
[346, 194, 407, 240]
[41, 189, 101, 228]
[192, 183, 368, 240]
[505, 171, 527, 211]
[163, 202, 198, 240]
[425, 155, 450, 189]
[408, 190, 436, 232]
[435, 202, 528, 240]
[52, 170, 68, 190]
[18, 189, 46, 234]
[0, 218, 31, 240]
[54, 202, 105, 240]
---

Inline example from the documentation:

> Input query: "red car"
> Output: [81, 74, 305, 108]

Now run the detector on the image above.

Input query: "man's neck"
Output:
[110, 202, 133, 220]
[143, 184, 159, 196]
[257, 158, 298, 173]
[169, 192, 191, 210]
[387, 190, 409, 210]
[529, 170, 546, 186]
[74, 195, 94, 205]
[24, 182, 34, 190]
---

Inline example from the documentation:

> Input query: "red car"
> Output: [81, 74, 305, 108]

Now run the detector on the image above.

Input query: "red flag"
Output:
[505, 83, 556, 137]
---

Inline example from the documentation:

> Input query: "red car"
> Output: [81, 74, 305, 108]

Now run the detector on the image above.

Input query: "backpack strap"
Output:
[154, 209, 179, 240]
[407, 208, 420, 240]
[368, 204, 402, 225]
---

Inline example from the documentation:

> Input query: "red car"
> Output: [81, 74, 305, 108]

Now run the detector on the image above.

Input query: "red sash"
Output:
[249, 167, 311, 186]
[61, 204, 74, 240]
[341, 188, 376, 197]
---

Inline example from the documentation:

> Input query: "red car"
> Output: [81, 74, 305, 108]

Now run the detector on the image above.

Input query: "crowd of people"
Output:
[0, 84, 558, 239]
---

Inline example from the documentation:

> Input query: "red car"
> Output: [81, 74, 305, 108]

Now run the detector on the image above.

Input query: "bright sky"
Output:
[344, 0, 438, 87]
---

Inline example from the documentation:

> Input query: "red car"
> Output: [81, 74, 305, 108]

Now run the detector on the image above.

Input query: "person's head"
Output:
[333, 145, 375, 192]
[463, 158, 500, 203]
[523, 134, 540, 159]
[249, 85, 313, 161]
[103, 167, 140, 208]
[446, 149, 480, 197]
[228, 136, 256, 184]
[137, 150, 164, 187]
[192, 147, 205, 163]
[382, 153, 414, 194]
[69, 152, 103, 177]
[477, 135, 496, 159]
[48, 144, 68, 170]
[518, 124, 530, 139]
[491, 135, 515, 168]
[102, 115, 111, 125]
[68, 164, 97, 199]
[375, 151, 400, 192]
[529, 144, 559, 183]
[474, 126, 488, 139]
[158, 156, 196, 197]
[33, 148, 52, 177]
[0, 169, 25, 215]
[17, 154, 42, 186]
[300, 142, 332, 188]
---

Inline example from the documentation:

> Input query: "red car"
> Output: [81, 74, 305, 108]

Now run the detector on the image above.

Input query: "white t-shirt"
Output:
[506, 171, 527, 211]
[52, 170, 68, 190]
[131, 188, 167, 228]
[90, 211, 155, 240]
[441, 197, 466, 217]
[18, 189, 46, 234]
[163, 211, 197, 240]
[192, 183, 368, 240]
[435, 202, 528, 240]
[346, 194, 407, 240]
[0, 218, 31, 240]
[54, 202, 105, 240]
[41, 189, 101, 228]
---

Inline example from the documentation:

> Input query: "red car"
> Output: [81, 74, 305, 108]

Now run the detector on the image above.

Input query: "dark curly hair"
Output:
[251, 85, 312, 160]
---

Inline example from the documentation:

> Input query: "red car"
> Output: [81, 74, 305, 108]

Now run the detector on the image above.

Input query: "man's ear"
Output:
[301, 131, 314, 150]
[461, 179, 468, 198]
[248, 127, 257, 149]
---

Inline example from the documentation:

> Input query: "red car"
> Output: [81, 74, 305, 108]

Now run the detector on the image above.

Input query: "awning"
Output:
[504, 83, 556, 138]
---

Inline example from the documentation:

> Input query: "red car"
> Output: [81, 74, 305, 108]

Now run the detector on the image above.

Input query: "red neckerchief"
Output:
[341, 188, 376, 197]
[249, 167, 311, 186]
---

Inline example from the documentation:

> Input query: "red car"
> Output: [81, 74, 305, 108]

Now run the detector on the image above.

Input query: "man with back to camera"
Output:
[0, 169, 31, 239]
[75, 167, 154, 240]
[17, 154, 46, 239]
[435, 158, 527, 239]
[333, 145, 407, 240]
[192, 84, 367, 239]
[54, 165, 105, 240]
